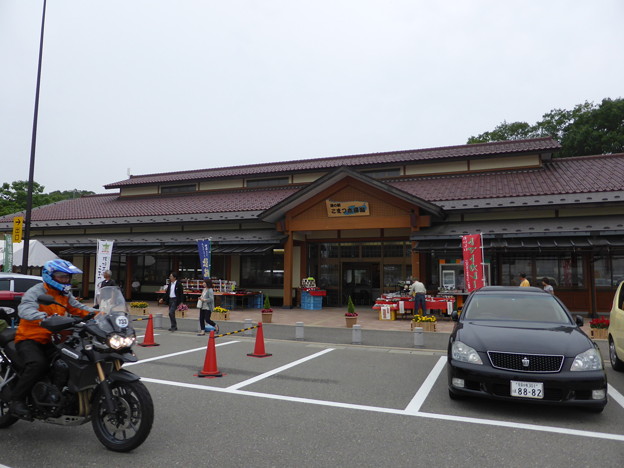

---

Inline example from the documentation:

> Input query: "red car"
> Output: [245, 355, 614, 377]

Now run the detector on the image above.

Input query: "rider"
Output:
[10, 259, 96, 418]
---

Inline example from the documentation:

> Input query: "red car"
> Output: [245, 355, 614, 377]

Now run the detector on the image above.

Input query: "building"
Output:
[1, 137, 623, 314]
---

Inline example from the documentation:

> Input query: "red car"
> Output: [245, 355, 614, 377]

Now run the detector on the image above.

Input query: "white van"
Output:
[608, 281, 624, 371]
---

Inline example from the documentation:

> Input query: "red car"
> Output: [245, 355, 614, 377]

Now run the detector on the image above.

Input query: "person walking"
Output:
[409, 277, 428, 316]
[158, 272, 184, 331]
[519, 273, 530, 287]
[542, 277, 554, 295]
[197, 279, 218, 335]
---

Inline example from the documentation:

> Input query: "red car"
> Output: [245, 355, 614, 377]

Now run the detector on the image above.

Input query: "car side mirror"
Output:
[575, 315, 584, 327]
[451, 310, 459, 321]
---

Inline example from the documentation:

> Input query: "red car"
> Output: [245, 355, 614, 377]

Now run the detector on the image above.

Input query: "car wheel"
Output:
[448, 389, 465, 400]
[609, 337, 624, 371]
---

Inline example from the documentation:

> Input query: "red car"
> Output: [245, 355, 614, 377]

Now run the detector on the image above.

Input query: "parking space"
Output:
[129, 331, 624, 442]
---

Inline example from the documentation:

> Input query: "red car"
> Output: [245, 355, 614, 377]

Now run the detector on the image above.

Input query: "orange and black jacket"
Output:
[16, 283, 95, 345]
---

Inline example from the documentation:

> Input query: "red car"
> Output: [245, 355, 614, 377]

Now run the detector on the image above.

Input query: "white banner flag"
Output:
[94, 239, 114, 304]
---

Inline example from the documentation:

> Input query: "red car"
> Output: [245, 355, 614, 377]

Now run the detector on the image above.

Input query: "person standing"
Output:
[409, 277, 428, 316]
[95, 270, 117, 307]
[519, 273, 530, 287]
[197, 279, 218, 335]
[542, 277, 554, 295]
[158, 272, 184, 331]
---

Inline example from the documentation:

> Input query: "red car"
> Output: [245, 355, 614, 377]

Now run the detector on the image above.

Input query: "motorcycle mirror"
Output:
[37, 294, 63, 307]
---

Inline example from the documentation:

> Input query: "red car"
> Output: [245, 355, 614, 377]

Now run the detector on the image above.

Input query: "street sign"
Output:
[12, 217, 24, 244]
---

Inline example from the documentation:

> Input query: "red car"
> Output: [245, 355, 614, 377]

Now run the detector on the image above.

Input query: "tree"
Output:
[467, 98, 624, 158]
[0, 181, 95, 217]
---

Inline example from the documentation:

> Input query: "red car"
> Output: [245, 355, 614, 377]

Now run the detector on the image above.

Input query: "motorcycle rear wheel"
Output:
[91, 380, 154, 452]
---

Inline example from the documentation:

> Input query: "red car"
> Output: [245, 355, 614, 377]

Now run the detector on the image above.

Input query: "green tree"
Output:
[467, 98, 624, 158]
[0, 181, 94, 216]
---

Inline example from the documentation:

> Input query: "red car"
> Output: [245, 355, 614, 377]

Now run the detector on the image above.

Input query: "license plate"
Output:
[510, 380, 544, 399]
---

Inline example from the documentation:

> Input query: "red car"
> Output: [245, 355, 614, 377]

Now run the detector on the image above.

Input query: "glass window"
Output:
[246, 177, 289, 188]
[13, 278, 41, 293]
[340, 243, 359, 258]
[383, 242, 406, 258]
[536, 257, 558, 287]
[161, 184, 196, 194]
[362, 243, 382, 258]
[0, 279, 10, 291]
[383, 264, 402, 289]
[614, 257, 624, 287]
[240, 252, 284, 288]
[500, 257, 532, 286]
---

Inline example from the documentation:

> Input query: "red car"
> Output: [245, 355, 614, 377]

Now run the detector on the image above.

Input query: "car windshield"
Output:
[463, 293, 572, 324]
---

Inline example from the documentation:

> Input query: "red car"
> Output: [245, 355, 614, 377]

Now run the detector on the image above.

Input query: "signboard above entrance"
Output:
[325, 200, 369, 217]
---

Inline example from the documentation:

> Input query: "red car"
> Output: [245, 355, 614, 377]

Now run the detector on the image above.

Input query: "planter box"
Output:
[131, 308, 147, 315]
[345, 316, 358, 328]
[212, 311, 230, 321]
[591, 328, 608, 340]
[261, 312, 273, 323]
[411, 321, 437, 332]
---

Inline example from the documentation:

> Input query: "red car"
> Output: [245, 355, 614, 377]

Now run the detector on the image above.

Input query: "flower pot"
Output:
[261, 312, 273, 323]
[212, 311, 230, 321]
[591, 328, 608, 340]
[411, 321, 437, 332]
[345, 316, 357, 328]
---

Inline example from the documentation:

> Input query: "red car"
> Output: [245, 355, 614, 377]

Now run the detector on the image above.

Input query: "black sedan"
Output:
[447, 286, 607, 412]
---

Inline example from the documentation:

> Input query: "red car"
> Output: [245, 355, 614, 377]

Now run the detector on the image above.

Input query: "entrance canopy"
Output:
[0, 239, 58, 267]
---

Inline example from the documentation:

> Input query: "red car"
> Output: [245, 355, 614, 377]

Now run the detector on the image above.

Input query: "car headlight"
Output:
[570, 348, 603, 371]
[451, 340, 483, 365]
[107, 334, 136, 350]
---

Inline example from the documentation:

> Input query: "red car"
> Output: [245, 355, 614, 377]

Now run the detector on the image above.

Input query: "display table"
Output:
[155, 290, 262, 310]
[373, 294, 455, 320]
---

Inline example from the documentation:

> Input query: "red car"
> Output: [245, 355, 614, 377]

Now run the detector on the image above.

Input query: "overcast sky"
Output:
[1, 0, 622, 194]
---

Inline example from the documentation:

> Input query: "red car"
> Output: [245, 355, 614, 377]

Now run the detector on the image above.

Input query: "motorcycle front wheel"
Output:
[0, 361, 19, 428]
[91, 380, 154, 452]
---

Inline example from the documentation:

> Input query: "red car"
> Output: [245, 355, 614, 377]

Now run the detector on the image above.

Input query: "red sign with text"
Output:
[462, 234, 485, 292]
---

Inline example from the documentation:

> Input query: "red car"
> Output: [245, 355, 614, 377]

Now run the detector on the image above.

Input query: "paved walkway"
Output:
[134, 301, 596, 336]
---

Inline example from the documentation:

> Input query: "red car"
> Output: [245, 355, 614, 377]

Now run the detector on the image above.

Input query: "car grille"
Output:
[487, 351, 564, 373]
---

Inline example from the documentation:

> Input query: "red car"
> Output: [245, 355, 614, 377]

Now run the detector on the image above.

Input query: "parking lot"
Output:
[1, 325, 624, 468]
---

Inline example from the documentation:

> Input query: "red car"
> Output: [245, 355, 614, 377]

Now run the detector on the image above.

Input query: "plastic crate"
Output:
[301, 292, 322, 310]
[247, 294, 264, 309]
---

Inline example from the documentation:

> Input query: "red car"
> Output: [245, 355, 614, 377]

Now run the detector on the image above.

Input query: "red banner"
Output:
[462, 234, 485, 292]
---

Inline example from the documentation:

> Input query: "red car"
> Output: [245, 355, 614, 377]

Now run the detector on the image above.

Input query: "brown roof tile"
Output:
[105, 137, 560, 188]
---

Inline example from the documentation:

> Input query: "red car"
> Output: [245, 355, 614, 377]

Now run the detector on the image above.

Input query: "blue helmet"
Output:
[43, 259, 82, 295]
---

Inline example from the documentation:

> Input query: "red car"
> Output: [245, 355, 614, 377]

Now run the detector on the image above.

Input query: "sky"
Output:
[1, 0, 623, 194]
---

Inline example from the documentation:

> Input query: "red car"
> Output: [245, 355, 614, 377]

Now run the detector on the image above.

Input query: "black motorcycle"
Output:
[0, 287, 153, 452]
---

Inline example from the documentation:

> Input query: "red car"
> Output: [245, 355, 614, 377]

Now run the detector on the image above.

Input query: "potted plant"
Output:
[175, 302, 189, 317]
[130, 301, 149, 315]
[589, 317, 609, 340]
[345, 296, 358, 328]
[213, 306, 230, 321]
[261, 295, 273, 323]
[411, 314, 437, 332]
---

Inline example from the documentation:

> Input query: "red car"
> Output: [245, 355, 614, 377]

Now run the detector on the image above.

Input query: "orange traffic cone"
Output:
[138, 314, 160, 347]
[247, 322, 272, 358]
[196, 331, 223, 378]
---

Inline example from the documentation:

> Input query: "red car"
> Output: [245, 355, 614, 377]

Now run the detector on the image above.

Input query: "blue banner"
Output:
[197, 239, 211, 279]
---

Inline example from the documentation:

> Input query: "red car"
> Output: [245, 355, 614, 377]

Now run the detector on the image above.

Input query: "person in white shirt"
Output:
[409, 278, 428, 315]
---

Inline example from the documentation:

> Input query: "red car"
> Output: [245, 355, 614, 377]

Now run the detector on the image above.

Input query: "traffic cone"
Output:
[196, 331, 223, 378]
[138, 314, 160, 347]
[247, 322, 272, 358]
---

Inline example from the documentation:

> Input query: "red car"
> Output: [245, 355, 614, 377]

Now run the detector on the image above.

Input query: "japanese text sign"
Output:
[325, 200, 369, 217]
[462, 234, 485, 292]
[197, 239, 211, 279]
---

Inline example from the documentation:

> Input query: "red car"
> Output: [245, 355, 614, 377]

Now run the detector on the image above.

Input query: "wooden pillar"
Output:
[283, 231, 294, 307]
[411, 241, 420, 280]
[125, 256, 134, 300]
[82, 255, 91, 298]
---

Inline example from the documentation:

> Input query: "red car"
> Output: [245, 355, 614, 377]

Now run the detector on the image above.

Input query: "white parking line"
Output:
[140, 375, 624, 442]
[227, 348, 335, 390]
[404, 355, 447, 414]
[124, 340, 239, 366]
[608, 384, 624, 409]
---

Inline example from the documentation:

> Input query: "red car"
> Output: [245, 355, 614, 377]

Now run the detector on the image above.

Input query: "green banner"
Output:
[3, 234, 12, 272]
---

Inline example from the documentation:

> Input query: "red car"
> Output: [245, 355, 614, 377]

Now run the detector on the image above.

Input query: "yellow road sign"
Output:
[12, 217, 24, 243]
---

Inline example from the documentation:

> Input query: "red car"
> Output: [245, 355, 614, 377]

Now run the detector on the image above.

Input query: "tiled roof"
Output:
[105, 137, 561, 188]
[389, 154, 624, 201]
[0, 188, 299, 222]
[1, 152, 621, 225]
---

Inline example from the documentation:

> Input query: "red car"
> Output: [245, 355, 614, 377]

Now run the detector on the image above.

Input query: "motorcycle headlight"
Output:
[107, 333, 136, 350]
[570, 348, 603, 371]
[451, 340, 483, 365]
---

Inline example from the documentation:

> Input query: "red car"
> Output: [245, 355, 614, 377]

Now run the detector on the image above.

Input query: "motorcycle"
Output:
[0, 286, 153, 452]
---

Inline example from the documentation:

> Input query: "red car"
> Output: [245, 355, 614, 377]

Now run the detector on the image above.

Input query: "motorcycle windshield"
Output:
[95, 286, 131, 333]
